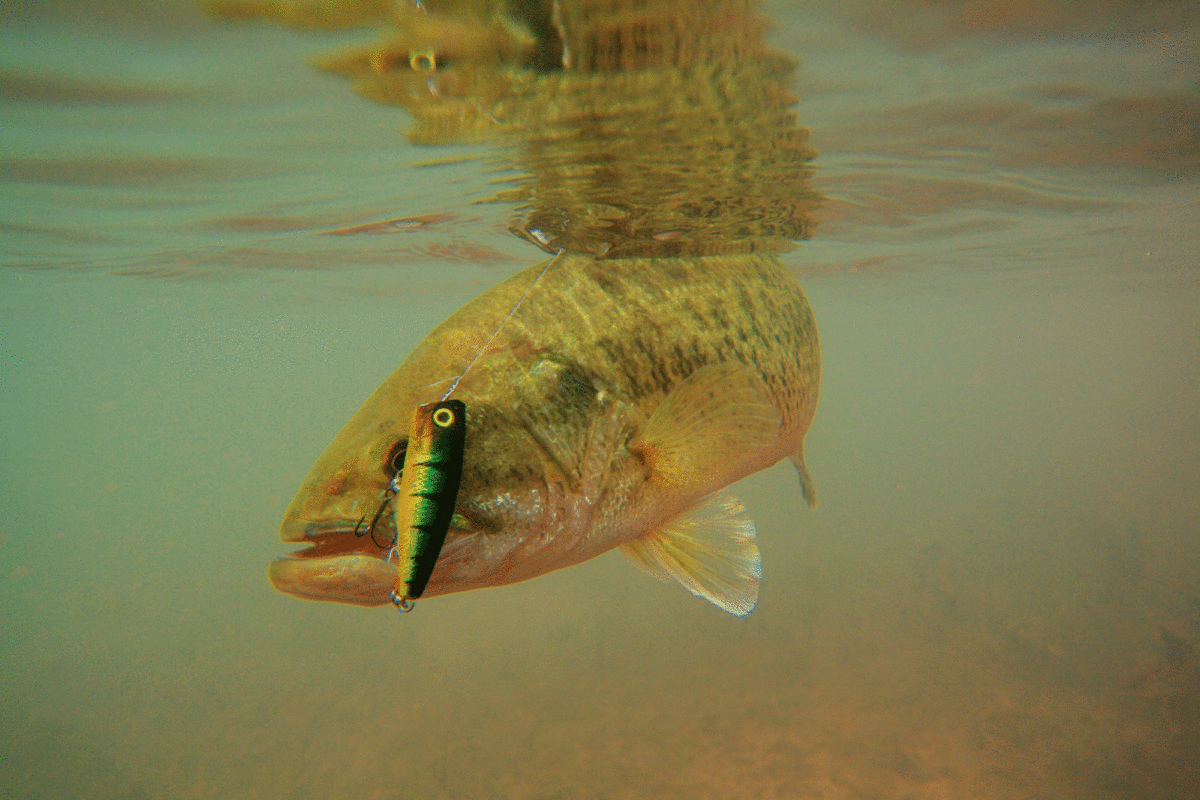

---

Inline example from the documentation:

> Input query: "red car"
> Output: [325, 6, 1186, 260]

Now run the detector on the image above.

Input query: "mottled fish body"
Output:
[271, 252, 819, 614]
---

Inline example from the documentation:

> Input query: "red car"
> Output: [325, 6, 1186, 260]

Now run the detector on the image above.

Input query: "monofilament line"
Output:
[440, 248, 564, 402]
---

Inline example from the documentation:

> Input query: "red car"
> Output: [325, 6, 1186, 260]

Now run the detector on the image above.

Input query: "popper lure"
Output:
[389, 399, 467, 611]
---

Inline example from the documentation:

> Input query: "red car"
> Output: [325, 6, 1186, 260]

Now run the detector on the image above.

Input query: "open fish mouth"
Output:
[269, 518, 398, 607]
[280, 518, 396, 556]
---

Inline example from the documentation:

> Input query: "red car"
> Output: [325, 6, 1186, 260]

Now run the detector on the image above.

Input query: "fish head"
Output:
[269, 293, 626, 608]
[269, 347, 646, 607]
[271, 391, 419, 607]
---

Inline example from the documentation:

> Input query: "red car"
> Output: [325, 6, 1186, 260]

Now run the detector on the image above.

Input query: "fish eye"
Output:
[385, 439, 407, 475]
[433, 408, 455, 427]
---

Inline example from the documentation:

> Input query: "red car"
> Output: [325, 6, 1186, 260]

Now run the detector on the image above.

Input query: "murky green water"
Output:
[3, 1, 1198, 798]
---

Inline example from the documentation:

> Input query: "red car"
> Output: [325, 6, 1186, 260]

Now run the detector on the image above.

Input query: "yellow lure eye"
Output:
[432, 408, 455, 427]
[409, 51, 436, 72]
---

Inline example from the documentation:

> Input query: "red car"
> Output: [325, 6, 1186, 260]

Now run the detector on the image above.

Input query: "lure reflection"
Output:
[214, 0, 824, 615]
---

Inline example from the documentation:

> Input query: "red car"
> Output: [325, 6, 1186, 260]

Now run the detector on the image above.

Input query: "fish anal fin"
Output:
[630, 363, 781, 494]
[619, 491, 761, 616]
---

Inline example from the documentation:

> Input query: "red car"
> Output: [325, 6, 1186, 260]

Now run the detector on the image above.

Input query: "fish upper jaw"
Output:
[278, 506, 375, 545]
[277, 461, 386, 541]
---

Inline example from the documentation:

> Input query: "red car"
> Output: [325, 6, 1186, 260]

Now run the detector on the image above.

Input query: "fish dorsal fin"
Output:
[631, 363, 781, 493]
[620, 492, 761, 616]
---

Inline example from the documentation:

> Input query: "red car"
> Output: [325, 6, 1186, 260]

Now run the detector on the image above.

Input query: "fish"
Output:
[270, 250, 820, 615]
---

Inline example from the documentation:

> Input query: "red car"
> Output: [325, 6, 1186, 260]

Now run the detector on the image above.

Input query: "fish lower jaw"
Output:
[268, 552, 398, 607]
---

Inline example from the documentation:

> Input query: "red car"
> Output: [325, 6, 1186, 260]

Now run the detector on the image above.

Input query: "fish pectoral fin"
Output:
[630, 363, 781, 493]
[790, 444, 817, 508]
[619, 491, 762, 616]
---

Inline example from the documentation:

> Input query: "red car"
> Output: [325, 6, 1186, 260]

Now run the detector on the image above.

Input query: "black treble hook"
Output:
[352, 471, 402, 550]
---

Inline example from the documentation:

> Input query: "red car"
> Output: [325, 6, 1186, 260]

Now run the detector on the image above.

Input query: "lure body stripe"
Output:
[391, 400, 466, 601]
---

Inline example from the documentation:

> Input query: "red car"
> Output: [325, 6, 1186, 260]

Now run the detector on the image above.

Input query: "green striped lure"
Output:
[387, 249, 562, 613]
[389, 399, 466, 611]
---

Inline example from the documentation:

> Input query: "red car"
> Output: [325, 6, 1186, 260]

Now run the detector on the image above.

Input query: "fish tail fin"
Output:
[619, 491, 761, 616]
[790, 444, 817, 508]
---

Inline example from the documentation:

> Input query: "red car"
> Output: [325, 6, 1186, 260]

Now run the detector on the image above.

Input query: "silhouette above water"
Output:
[209, 0, 822, 256]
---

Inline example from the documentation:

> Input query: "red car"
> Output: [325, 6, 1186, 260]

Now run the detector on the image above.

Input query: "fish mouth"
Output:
[269, 517, 398, 607]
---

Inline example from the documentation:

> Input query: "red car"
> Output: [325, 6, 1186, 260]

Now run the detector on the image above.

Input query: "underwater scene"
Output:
[2, 1, 1198, 798]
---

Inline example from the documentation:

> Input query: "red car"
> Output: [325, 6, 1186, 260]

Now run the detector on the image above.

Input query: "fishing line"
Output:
[439, 248, 564, 401]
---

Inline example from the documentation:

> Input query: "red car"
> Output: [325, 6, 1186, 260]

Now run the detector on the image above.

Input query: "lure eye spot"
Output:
[433, 408, 456, 427]
[409, 51, 436, 72]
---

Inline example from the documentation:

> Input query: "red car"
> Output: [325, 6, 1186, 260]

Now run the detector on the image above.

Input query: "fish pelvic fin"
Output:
[620, 491, 761, 616]
[790, 444, 817, 508]
[630, 363, 781, 494]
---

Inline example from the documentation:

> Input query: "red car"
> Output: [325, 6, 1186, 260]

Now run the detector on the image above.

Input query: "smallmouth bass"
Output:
[272, 251, 819, 615]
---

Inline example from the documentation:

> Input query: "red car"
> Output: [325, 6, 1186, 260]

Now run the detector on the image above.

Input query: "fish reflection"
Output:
[209, 0, 823, 614]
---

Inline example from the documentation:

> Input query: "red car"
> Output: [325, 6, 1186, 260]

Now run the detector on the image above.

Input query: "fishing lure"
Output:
[389, 399, 467, 611]
[387, 248, 563, 613]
